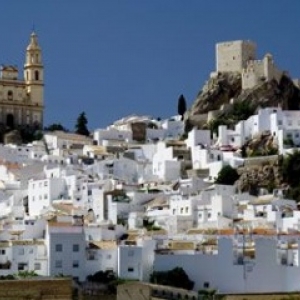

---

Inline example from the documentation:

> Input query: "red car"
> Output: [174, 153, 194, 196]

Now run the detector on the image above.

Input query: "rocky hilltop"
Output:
[184, 68, 300, 196]
[186, 72, 300, 128]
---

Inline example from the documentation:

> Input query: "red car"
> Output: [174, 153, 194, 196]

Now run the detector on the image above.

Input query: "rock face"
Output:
[189, 72, 242, 115]
[236, 158, 283, 194]
[244, 132, 278, 157]
[187, 73, 300, 128]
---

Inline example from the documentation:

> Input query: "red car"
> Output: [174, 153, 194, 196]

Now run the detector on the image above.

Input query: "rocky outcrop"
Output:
[186, 73, 300, 128]
[244, 132, 278, 157]
[188, 71, 242, 116]
[236, 159, 283, 194]
[235, 133, 280, 193]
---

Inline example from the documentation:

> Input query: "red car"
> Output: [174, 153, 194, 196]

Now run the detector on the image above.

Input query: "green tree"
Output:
[283, 150, 300, 188]
[75, 112, 89, 136]
[208, 118, 231, 136]
[215, 165, 239, 185]
[44, 123, 67, 132]
[178, 94, 187, 120]
[87, 270, 116, 283]
[16, 270, 38, 278]
[150, 267, 194, 290]
[231, 101, 255, 121]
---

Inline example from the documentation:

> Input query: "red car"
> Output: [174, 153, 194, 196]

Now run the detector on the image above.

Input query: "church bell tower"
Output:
[24, 31, 44, 125]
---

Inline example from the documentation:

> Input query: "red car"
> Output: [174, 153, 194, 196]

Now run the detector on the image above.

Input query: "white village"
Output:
[1, 33, 300, 299]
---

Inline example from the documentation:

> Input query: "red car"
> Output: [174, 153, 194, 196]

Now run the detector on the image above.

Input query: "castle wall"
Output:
[242, 55, 283, 90]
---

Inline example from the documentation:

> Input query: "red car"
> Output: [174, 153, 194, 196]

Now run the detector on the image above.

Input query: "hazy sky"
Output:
[1, 1, 300, 130]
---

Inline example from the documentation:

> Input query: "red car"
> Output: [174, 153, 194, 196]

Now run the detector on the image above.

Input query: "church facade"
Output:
[0, 32, 44, 129]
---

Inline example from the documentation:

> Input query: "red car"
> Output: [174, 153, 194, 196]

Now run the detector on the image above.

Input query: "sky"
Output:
[1, 1, 300, 131]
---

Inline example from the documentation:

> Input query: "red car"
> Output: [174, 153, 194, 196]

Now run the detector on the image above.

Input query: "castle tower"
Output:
[24, 31, 44, 126]
[216, 40, 256, 73]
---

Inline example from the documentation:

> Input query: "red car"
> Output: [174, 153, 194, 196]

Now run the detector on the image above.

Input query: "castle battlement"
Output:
[216, 40, 283, 90]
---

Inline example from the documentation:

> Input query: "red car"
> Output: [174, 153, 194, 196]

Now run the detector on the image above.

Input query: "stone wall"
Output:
[219, 293, 300, 300]
[0, 278, 72, 300]
[242, 54, 283, 90]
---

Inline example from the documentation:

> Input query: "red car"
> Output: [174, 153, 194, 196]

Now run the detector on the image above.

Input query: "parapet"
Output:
[0, 65, 19, 80]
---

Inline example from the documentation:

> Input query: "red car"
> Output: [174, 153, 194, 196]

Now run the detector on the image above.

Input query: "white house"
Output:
[154, 236, 300, 293]
[46, 216, 86, 281]
[118, 238, 156, 281]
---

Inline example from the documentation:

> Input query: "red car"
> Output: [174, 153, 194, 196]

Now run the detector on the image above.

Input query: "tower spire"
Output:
[23, 31, 44, 125]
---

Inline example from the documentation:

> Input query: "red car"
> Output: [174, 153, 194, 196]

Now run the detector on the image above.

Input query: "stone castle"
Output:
[0, 32, 44, 129]
[213, 40, 283, 90]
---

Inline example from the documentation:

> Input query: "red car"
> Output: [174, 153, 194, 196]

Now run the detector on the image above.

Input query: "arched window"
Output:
[7, 90, 13, 100]
[35, 70, 39, 81]
[26, 71, 29, 81]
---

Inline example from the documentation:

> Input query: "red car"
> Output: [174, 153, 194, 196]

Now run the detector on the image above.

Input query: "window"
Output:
[34, 263, 41, 270]
[18, 248, 25, 255]
[55, 260, 62, 268]
[207, 212, 211, 219]
[7, 90, 13, 100]
[35, 70, 39, 81]
[128, 250, 134, 257]
[128, 267, 134, 272]
[55, 244, 63, 252]
[0, 249, 5, 255]
[198, 213, 202, 218]
[44, 194, 48, 200]
[106, 254, 111, 259]
[18, 263, 27, 271]
[73, 244, 79, 252]
[44, 181, 48, 187]
[73, 260, 79, 268]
